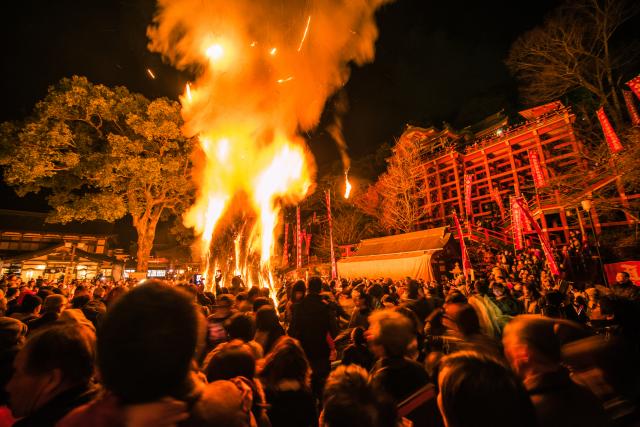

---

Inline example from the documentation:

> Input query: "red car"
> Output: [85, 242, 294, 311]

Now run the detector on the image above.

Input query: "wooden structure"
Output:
[337, 227, 457, 282]
[406, 102, 637, 246]
[0, 209, 121, 280]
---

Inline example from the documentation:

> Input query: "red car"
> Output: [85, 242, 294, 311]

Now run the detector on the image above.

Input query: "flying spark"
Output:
[269, 47, 277, 56]
[277, 76, 294, 84]
[146, 68, 156, 79]
[185, 83, 192, 101]
[297, 16, 312, 52]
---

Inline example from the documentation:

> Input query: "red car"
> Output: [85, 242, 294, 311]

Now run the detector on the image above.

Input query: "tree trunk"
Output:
[136, 230, 155, 273]
[133, 210, 162, 273]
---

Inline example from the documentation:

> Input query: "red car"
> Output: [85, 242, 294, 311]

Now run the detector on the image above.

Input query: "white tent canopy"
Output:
[337, 227, 451, 282]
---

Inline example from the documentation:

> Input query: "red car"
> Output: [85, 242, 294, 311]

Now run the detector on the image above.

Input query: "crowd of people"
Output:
[0, 243, 639, 426]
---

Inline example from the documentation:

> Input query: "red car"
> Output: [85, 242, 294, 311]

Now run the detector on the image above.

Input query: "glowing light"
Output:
[250, 41, 257, 47]
[146, 68, 156, 79]
[297, 15, 312, 52]
[269, 47, 277, 56]
[344, 170, 352, 199]
[496, 128, 504, 137]
[185, 83, 192, 102]
[277, 76, 294, 84]
[217, 138, 230, 160]
[206, 44, 224, 60]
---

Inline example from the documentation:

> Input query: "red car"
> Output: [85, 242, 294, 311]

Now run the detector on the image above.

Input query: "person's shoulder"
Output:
[57, 393, 123, 427]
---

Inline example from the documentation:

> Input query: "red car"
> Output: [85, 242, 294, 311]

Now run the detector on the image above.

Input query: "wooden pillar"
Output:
[506, 140, 520, 196]
[559, 208, 571, 243]
[435, 160, 444, 220]
[452, 154, 465, 216]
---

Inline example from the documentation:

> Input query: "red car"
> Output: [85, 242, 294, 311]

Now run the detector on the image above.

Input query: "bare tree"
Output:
[370, 136, 427, 233]
[541, 127, 640, 218]
[507, 0, 639, 125]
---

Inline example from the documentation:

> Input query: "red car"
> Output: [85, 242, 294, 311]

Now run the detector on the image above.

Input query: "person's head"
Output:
[445, 291, 467, 304]
[502, 315, 562, 379]
[255, 306, 281, 333]
[291, 280, 306, 302]
[186, 378, 256, 427]
[231, 275, 244, 289]
[224, 312, 256, 343]
[443, 303, 480, 337]
[354, 291, 372, 310]
[71, 295, 91, 310]
[7, 324, 95, 418]
[92, 286, 106, 300]
[307, 276, 322, 294]
[73, 285, 89, 298]
[523, 283, 539, 299]
[351, 327, 367, 346]
[259, 336, 310, 389]
[473, 280, 489, 296]
[97, 281, 202, 403]
[20, 294, 42, 315]
[437, 351, 536, 427]
[366, 309, 414, 358]
[252, 297, 271, 313]
[247, 287, 261, 303]
[406, 280, 421, 299]
[492, 283, 506, 298]
[321, 365, 398, 427]
[615, 271, 631, 285]
[0, 316, 27, 351]
[43, 294, 68, 314]
[217, 294, 234, 309]
[203, 340, 256, 382]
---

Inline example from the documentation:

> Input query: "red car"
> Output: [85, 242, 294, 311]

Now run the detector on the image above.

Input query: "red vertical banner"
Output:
[528, 149, 546, 188]
[452, 210, 472, 279]
[296, 206, 302, 269]
[515, 197, 560, 276]
[282, 222, 289, 267]
[623, 90, 640, 126]
[628, 75, 640, 100]
[464, 174, 473, 218]
[491, 188, 505, 219]
[511, 197, 524, 251]
[326, 190, 337, 280]
[596, 107, 623, 154]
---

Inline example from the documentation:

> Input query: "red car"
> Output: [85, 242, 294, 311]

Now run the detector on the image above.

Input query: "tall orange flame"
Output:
[148, 0, 392, 296]
[344, 171, 352, 199]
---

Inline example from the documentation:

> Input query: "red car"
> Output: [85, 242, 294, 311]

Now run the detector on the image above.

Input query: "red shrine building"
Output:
[403, 101, 636, 246]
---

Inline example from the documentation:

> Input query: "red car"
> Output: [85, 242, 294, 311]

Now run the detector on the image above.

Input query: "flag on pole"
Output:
[296, 206, 302, 269]
[452, 210, 472, 279]
[514, 197, 560, 276]
[326, 190, 338, 280]
[596, 107, 623, 154]
[623, 90, 640, 126]
[628, 75, 640, 100]
[510, 197, 524, 251]
[528, 149, 546, 188]
[282, 222, 289, 267]
[464, 174, 473, 218]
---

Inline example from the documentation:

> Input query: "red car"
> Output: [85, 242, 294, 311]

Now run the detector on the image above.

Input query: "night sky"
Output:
[1, 0, 559, 211]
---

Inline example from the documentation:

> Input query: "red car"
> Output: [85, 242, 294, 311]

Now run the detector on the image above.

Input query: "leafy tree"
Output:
[506, 0, 639, 125]
[0, 76, 194, 272]
[359, 135, 427, 233]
